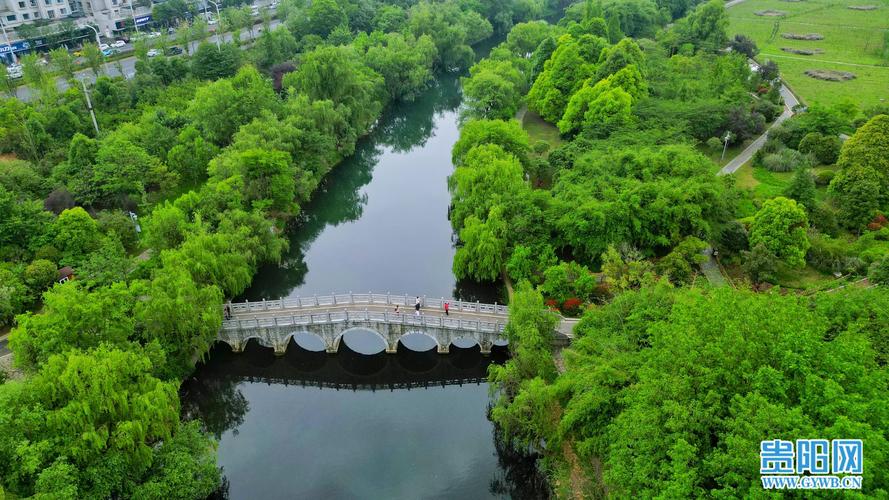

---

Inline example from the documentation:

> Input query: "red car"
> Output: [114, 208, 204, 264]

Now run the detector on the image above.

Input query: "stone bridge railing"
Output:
[226, 292, 509, 316]
[219, 293, 573, 355]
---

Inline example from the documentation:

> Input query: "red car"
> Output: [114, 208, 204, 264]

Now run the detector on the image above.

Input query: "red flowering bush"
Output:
[562, 297, 583, 316]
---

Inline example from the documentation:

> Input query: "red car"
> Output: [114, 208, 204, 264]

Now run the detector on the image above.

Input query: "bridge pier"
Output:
[480, 340, 492, 355]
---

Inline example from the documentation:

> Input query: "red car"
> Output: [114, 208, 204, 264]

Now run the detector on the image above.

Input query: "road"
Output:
[719, 84, 799, 175]
[12, 18, 282, 102]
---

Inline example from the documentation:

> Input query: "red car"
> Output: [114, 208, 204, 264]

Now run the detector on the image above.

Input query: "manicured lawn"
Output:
[728, 0, 889, 108]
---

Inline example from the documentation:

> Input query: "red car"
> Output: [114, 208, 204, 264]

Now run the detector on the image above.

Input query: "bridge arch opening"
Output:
[397, 332, 439, 353]
[285, 332, 326, 352]
[335, 328, 388, 355]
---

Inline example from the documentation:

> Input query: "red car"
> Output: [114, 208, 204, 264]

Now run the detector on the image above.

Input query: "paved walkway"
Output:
[700, 248, 727, 287]
[720, 84, 799, 175]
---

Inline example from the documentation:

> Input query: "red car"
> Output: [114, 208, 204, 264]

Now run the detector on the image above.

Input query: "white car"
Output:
[207, 18, 217, 25]
[111, 40, 126, 48]
[148, 31, 161, 38]
[99, 43, 110, 50]
[147, 48, 160, 57]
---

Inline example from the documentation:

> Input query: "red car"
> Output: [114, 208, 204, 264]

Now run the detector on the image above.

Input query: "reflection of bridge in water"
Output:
[203, 340, 506, 391]
[220, 293, 576, 355]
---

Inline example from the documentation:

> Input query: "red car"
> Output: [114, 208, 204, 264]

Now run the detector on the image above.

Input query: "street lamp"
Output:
[206, 0, 221, 49]
[82, 23, 101, 46]
[128, 0, 140, 32]
[0, 18, 16, 64]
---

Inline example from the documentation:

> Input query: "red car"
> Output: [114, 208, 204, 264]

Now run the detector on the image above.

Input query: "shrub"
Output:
[798, 132, 841, 165]
[717, 221, 749, 255]
[706, 137, 723, 150]
[806, 232, 856, 274]
[532, 140, 551, 154]
[752, 98, 782, 123]
[544, 298, 559, 310]
[814, 170, 835, 186]
[762, 148, 808, 172]
[561, 297, 583, 316]
[868, 256, 889, 284]
[768, 118, 806, 149]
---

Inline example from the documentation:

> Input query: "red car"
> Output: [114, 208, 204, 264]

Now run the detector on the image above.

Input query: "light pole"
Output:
[721, 131, 732, 160]
[206, 0, 221, 49]
[82, 23, 101, 46]
[128, 0, 140, 32]
[0, 18, 16, 64]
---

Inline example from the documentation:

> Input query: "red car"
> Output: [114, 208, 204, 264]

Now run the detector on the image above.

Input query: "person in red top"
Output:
[444, 301, 449, 316]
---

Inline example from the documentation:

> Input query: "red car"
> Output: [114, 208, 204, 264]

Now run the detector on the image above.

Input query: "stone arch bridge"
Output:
[220, 292, 577, 355]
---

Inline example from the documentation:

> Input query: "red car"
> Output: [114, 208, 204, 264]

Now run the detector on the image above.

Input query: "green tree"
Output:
[9, 282, 134, 370]
[0, 267, 29, 327]
[209, 148, 297, 212]
[308, 0, 347, 37]
[167, 125, 220, 183]
[21, 54, 50, 95]
[191, 41, 242, 81]
[362, 32, 437, 102]
[454, 209, 508, 282]
[52, 207, 102, 266]
[144, 202, 190, 251]
[81, 42, 104, 76]
[23, 259, 58, 296]
[461, 59, 524, 120]
[527, 34, 604, 123]
[283, 45, 384, 133]
[451, 119, 531, 170]
[506, 20, 552, 57]
[0, 346, 220, 498]
[657, 236, 707, 285]
[50, 47, 77, 82]
[132, 264, 222, 378]
[189, 65, 278, 145]
[748, 197, 810, 268]
[829, 164, 882, 230]
[783, 167, 816, 210]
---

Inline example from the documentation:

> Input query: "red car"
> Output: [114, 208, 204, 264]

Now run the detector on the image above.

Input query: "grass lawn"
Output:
[522, 109, 564, 151]
[728, 0, 889, 108]
[732, 163, 833, 201]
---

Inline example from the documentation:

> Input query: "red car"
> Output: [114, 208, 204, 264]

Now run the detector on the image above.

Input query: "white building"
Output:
[0, 0, 73, 29]
[70, 0, 150, 38]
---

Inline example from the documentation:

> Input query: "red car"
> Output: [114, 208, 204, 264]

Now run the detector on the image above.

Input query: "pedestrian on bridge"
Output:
[224, 304, 231, 320]
[444, 301, 449, 316]
[415, 296, 421, 316]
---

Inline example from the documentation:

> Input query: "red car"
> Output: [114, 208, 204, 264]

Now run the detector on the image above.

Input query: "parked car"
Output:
[167, 46, 183, 55]
[111, 40, 126, 48]
[101, 48, 114, 56]
[99, 43, 110, 50]
[207, 18, 218, 25]
[147, 48, 160, 57]
[148, 31, 161, 38]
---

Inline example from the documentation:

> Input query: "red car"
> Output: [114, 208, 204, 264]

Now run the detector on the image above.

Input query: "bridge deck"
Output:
[224, 294, 577, 339]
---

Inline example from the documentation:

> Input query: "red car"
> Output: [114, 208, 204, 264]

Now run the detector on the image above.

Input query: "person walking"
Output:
[415, 296, 421, 316]
[444, 301, 449, 316]
[394, 304, 400, 314]
[224, 304, 231, 320]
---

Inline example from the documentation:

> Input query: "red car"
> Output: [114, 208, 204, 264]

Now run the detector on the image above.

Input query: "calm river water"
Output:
[179, 71, 548, 499]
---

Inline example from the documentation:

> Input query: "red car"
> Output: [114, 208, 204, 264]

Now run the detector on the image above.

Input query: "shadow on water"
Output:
[182, 341, 550, 499]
